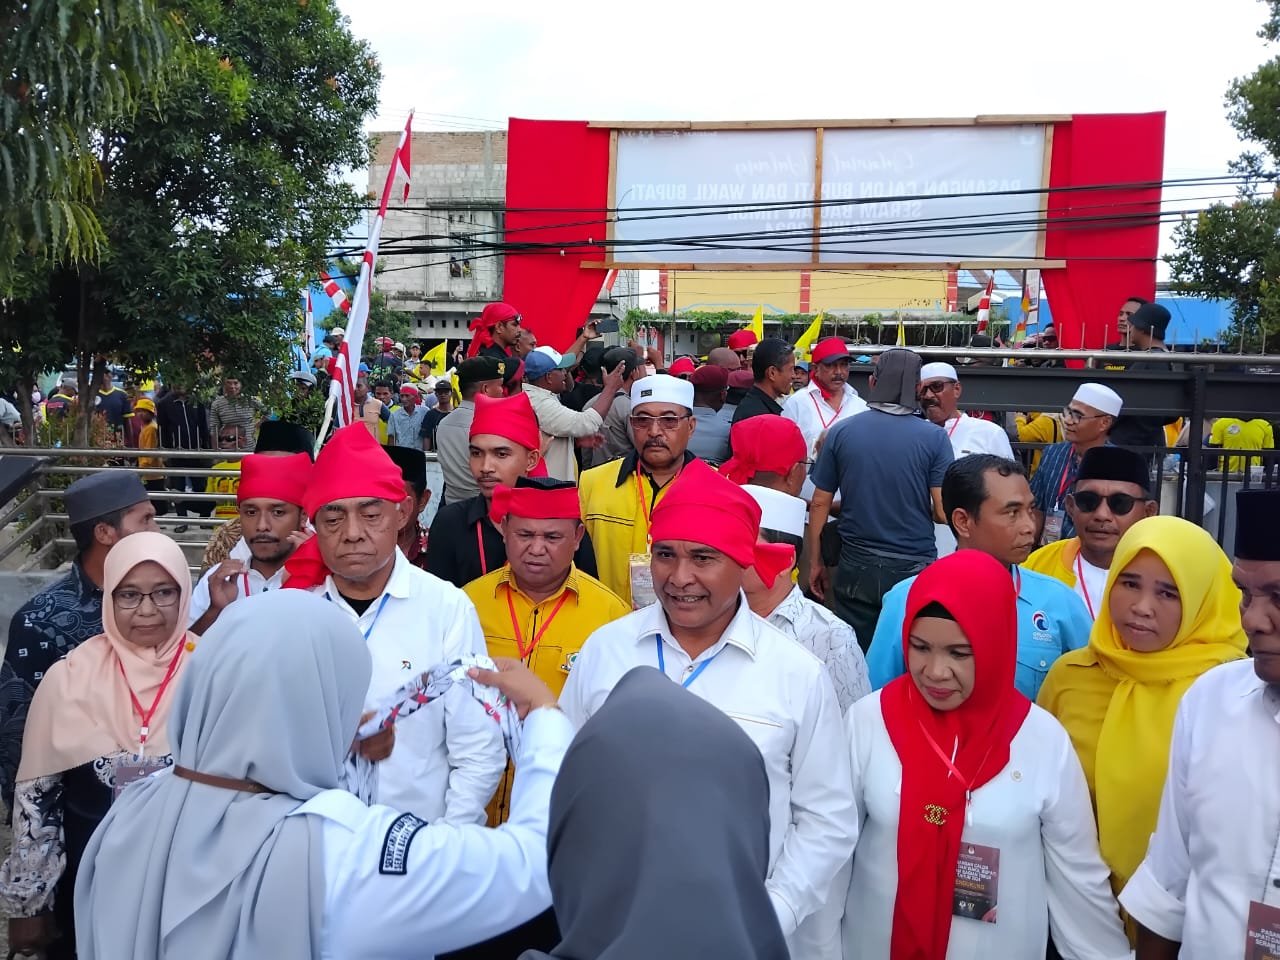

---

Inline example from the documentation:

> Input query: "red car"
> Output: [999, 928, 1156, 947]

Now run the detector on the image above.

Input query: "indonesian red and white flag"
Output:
[330, 112, 414, 427]
[974, 274, 994, 334]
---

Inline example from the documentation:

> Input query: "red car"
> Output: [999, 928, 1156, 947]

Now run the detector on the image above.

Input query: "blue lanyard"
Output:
[655, 636, 719, 689]
[326, 592, 391, 641]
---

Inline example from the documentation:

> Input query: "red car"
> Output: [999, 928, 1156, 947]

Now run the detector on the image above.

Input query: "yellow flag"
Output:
[793, 313, 824, 359]
[748, 304, 764, 340]
[424, 341, 447, 372]
[895, 316, 906, 347]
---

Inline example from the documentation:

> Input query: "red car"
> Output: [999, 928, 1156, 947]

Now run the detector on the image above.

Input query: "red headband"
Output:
[649, 460, 793, 589]
[489, 484, 582, 525]
[727, 329, 759, 350]
[470, 392, 541, 452]
[237, 452, 311, 506]
[466, 302, 519, 358]
[668, 357, 696, 376]
[719, 416, 808, 486]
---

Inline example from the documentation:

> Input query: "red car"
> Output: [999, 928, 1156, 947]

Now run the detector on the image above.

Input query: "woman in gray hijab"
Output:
[74, 590, 573, 960]
[520, 667, 788, 960]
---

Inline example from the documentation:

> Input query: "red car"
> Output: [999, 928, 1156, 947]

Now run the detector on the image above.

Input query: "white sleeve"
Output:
[439, 592, 506, 825]
[765, 670, 858, 937]
[1119, 698, 1194, 942]
[991, 423, 1015, 459]
[187, 568, 215, 627]
[323, 708, 574, 958]
[530, 392, 604, 439]
[556, 632, 603, 730]
[1040, 723, 1132, 960]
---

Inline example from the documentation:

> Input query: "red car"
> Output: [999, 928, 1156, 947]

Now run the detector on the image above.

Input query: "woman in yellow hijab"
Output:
[1037, 515, 1246, 900]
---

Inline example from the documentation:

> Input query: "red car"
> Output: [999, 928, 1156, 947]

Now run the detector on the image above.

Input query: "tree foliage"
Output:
[0, 0, 177, 281]
[0, 0, 382, 442]
[1167, 0, 1280, 352]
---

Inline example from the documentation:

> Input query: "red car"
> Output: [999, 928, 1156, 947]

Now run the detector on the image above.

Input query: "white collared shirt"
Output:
[188, 538, 287, 627]
[297, 707, 573, 958]
[1120, 660, 1280, 957]
[559, 596, 857, 952]
[934, 414, 1018, 557]
[781, 382, 868, 458]
[312, 550, 505, 824]
[1073, 554, 1109, 621]
[844, 692, 1129, 960]
[767, 585, 871, 713]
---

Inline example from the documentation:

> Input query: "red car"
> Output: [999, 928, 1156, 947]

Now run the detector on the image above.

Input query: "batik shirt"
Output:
[0, 563, 103, 807]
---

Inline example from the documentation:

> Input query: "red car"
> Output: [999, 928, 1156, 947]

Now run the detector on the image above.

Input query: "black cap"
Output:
[1075, 447, 1151, 495]
[1129, 302, 1171, 339]
[382, 444, 427, 495]
[433, 380, 453, 393]
[65, 472, 149, 526]
[602, 345, 642, 377]
[457, 356, 505, 388]
[579, 345, 606, 377]
[255, 421, 315, 459]
[1234, 489, 1280, 562]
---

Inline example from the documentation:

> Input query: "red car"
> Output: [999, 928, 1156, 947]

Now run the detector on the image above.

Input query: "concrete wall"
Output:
[0, 571, 63, 661]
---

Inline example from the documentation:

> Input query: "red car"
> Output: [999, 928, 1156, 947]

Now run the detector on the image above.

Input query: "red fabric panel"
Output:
[502, 119, 611, 352]
[1041, 113, 1165, 350]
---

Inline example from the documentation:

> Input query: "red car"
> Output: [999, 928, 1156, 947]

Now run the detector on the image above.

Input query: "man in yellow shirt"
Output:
[463, 476, 627, 824]
[1208, 416, 1274, 474]
[578, 374, 696, 607]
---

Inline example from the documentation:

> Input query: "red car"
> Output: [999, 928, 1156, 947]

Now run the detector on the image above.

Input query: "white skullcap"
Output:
[1072, 382, 1123, 417]
[919, 362, 959, 382]
[744, 484, 807, 539]
[631, 374, 694, 411]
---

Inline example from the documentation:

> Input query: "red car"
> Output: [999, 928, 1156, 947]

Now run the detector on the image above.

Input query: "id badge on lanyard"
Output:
[1040, 509, 1065, 547]
[629, 554, 656, 610]
[953, 843, 1000, 924]
[113, 758, 167, 802]
[1246, 901, 1280, 957]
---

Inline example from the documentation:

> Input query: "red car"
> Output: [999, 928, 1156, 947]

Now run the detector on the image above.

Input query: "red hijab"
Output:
[880, 549, 1030, 960]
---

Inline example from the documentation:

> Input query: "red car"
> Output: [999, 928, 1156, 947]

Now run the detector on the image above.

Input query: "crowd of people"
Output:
[0, 298, 1274, 960]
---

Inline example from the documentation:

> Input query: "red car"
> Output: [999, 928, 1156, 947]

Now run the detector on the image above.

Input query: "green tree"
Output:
[1167, 0, 1280, 352]
[2, 0, 381, 445]
[0, 0, 176, 284]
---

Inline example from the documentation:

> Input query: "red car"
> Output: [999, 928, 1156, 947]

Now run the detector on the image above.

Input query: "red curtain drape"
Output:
[1042, 113, 1166, 350]
[502, 118, 611, 352]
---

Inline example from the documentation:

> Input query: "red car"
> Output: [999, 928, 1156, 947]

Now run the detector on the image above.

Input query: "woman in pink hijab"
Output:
[0, 531, 193, 959]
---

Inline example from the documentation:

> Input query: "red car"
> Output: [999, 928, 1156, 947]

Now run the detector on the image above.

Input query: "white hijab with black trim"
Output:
[74, 591, 371, 959]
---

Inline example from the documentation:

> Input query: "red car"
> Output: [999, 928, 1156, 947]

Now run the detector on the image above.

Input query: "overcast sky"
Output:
[334, 0, 1276, 276]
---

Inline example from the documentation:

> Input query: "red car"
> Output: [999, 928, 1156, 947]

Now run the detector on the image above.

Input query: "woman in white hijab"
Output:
[74, 589, 573, 960]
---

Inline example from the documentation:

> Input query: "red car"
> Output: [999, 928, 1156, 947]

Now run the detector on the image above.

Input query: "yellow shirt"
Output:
[138, 422, 163, 480]
[1209, 417, 1274, 473]
[578, 453, 689, 606]
[1015, 412, 1063, 475]
[464, 563, 628, 823]
[1023, 537, 1081, 589]
[205, 460, 241, 519]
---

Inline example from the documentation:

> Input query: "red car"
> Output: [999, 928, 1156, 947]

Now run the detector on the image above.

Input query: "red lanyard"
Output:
[947, 414, 965, 438]
[476, 522, 489, 576]
[118, 637, 186, 753]
[914, 708, 996, 828]
[506, 586, 572, 659]
[1055, 451, 1078, 506]
[810, 391, 839, 430]
[241, 573, 252, 597]
[1074, 552, 1097, 619]
[634, 471, 652, 527]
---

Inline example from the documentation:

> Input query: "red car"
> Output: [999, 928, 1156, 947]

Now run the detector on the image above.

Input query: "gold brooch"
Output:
[924, 803, 949, 826]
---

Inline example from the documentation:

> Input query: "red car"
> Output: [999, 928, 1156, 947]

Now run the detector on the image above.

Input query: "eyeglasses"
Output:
[114, 586, 181, 610]
[1069, 490, 1146, 515]
[629, 414, 691, 432]
[919, 379, 955, 395]
[1061, 406, 1109, 424]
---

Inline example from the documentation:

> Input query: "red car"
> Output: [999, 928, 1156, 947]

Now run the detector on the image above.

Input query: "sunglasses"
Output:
[919, 379, 955, 395]
[1069, 490, 1146, 515]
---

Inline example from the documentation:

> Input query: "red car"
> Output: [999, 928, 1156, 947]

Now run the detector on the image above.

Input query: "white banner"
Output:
[610, 124, 1047, 265]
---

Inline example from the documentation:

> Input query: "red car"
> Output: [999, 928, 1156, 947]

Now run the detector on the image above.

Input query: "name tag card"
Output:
[953, 843, 999, 924]
[1041, 510, 1065, 547]
[113, 758, 167, 802]
[629, 553, 656, 610]
[1246, 901, 1280, 959]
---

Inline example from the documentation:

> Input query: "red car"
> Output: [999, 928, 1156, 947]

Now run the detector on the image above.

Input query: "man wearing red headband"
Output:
[285, 423, 505, 822]
[727, 328, 759, 363]
[781, 337, 868, 460]
[560, 460, 857, 959]
[427, 393, 598, 589]
[189, 452, 312, 633]
[719, 415, 808, 497]
[467, 302, 523, 360]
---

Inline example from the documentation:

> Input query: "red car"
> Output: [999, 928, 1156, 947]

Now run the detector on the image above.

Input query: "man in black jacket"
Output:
[156, 384, 211, 519]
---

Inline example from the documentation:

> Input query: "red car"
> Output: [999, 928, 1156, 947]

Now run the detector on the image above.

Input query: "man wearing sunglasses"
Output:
[1024, 446, 1156, 620]
[466, 301, 524, 360]
[1029, 382, 1123, 546]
